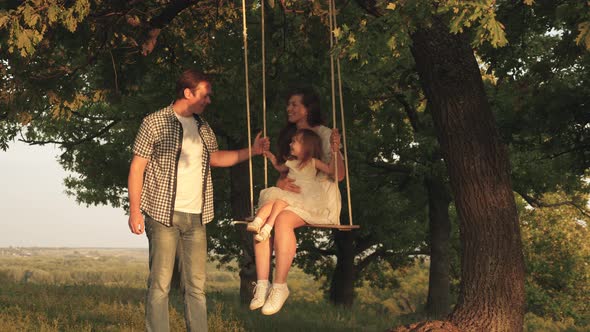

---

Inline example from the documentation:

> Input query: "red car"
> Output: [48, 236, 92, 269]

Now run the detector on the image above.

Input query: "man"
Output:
[128, 69, 268, 332]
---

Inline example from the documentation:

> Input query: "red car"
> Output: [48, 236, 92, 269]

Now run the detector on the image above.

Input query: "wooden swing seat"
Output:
[232, 218, 359, 231]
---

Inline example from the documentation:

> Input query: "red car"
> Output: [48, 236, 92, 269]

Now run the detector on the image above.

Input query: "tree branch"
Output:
[70, 110, 121, 122]
[368, 160, 413, 174]
[354, 0, 382, 17]
[516, 190, 590, 218]
[142, 0, 201, 56]
[356, 248, 385, 272]
[354, 235, 378, 256]
[533, 144, 590, 161]
[28, 54, 97, 81]
[19, 120, 120, 148]
[298, 243, 336, 256]
[357, 248, 428, 273]
[393, 92, 419, 132]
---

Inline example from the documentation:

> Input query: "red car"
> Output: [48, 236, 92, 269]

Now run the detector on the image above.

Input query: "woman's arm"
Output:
[330, 128, 346, 182]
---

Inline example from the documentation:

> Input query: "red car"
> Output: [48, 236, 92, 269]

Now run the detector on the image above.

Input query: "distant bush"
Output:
[356, 260, 429, 316]
[520, 202, 590, 326]
[524, 313, 590, 332]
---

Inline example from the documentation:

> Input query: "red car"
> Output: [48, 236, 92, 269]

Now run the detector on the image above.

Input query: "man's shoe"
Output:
[249, 281, 271, 310]
[261, 285, 290, 315]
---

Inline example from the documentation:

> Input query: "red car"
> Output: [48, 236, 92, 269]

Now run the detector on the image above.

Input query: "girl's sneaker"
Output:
[254, 224, 273, 242]
[246, 217, 264, 233]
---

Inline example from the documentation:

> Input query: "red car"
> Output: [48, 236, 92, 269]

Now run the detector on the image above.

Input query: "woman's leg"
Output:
[254, 230, 273, 280]
[272, 210, 306, 284]
[259, 210, 305, 315]
[251, 229, 273, 310]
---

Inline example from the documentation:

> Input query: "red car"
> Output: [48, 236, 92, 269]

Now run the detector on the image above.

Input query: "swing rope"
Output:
[328, 0, 337, 164]
[236, 0, 357, 229]
[329, 0, 354, 227]
[262, 0, 268, 189]
[241, 0, 255, 217]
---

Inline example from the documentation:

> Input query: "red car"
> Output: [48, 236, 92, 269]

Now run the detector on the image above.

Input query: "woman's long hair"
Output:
[277, 87, 323, 163]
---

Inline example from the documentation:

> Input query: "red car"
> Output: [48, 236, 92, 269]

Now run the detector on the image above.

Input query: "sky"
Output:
[0, 140, 147, 248]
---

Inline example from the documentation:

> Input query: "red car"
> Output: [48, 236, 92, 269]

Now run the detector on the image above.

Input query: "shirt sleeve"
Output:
[204, 125, 219, 153]
[133, 118, 155, 159]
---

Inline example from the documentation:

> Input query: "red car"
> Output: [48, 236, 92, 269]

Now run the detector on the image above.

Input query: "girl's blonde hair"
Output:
[292, 129, 323, 165]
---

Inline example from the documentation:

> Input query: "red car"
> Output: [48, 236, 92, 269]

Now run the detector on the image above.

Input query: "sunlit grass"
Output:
[1, 248, 587, 331]
[0, 248, 397, 331]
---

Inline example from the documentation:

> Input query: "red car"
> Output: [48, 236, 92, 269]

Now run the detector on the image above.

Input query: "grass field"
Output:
[0, 247, 418, 331]
[2, 247, 587, 331]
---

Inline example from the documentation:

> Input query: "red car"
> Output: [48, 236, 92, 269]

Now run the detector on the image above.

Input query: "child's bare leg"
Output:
[255, 200, 288, 242]
[255, 202, 275, 220]
[265, 200, 289, 228]
[247, 201, 274, 233]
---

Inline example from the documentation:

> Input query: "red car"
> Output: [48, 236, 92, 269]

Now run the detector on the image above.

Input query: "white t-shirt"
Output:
[174, 113, 204, 214]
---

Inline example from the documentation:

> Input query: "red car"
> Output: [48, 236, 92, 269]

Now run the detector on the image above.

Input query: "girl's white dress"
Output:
[258, 125, 341, 225]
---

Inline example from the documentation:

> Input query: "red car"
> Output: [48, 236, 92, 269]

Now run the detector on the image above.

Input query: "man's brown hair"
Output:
[175, 69, 210, 100]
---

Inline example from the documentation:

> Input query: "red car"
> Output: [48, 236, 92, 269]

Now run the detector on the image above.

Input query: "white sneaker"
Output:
[261, 285, 290, 315]
[246, 218, 264, 233]
[249, 281, 270, 310]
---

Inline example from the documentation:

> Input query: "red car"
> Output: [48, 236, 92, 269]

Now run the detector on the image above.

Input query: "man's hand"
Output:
[128, 211, 145, 235]
[252, 132, 270, 156]
[277, 177, 301, 193]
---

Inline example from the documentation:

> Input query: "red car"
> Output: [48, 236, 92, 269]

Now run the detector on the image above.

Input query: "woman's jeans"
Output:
[145, 212, 207, 332]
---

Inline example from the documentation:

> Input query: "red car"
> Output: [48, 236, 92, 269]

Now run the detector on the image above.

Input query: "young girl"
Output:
[247, 129, 337, 241]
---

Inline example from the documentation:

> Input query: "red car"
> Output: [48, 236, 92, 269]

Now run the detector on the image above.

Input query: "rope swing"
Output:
[241, 0, 255, 218]
[235, 0, 358, 231]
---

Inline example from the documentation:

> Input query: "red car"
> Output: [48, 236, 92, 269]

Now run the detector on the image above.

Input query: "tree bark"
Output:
[409, 17, 526, 332]
[228, 138, 257, 307]
[329, 230, 355, 306]
[425, 177, 452, 319]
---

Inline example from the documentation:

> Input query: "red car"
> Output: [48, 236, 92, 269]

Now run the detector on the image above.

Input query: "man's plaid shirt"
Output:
[133, 105, 219, 226]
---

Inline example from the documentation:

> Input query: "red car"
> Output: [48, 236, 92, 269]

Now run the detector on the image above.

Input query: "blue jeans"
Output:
[145, 212, 207, 332]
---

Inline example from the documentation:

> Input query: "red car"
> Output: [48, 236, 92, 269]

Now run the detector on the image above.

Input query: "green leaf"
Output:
[47, 5, 59, 24]
[575, 21, 590, 50]
[0, 12, 9, 29]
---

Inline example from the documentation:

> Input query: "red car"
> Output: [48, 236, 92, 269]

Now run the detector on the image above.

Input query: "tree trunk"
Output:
[410, 17, 526, 332]
[425, 177, 452, 318]
[329, 230, 355, 306]
[228, 138, 257, 307]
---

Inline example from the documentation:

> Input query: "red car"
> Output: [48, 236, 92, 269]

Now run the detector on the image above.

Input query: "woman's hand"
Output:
[277, 176, 301, 193]
[330, 128, 341, 152]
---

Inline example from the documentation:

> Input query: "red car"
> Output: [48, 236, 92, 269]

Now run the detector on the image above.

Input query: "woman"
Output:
[250, 87, 345, 315]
